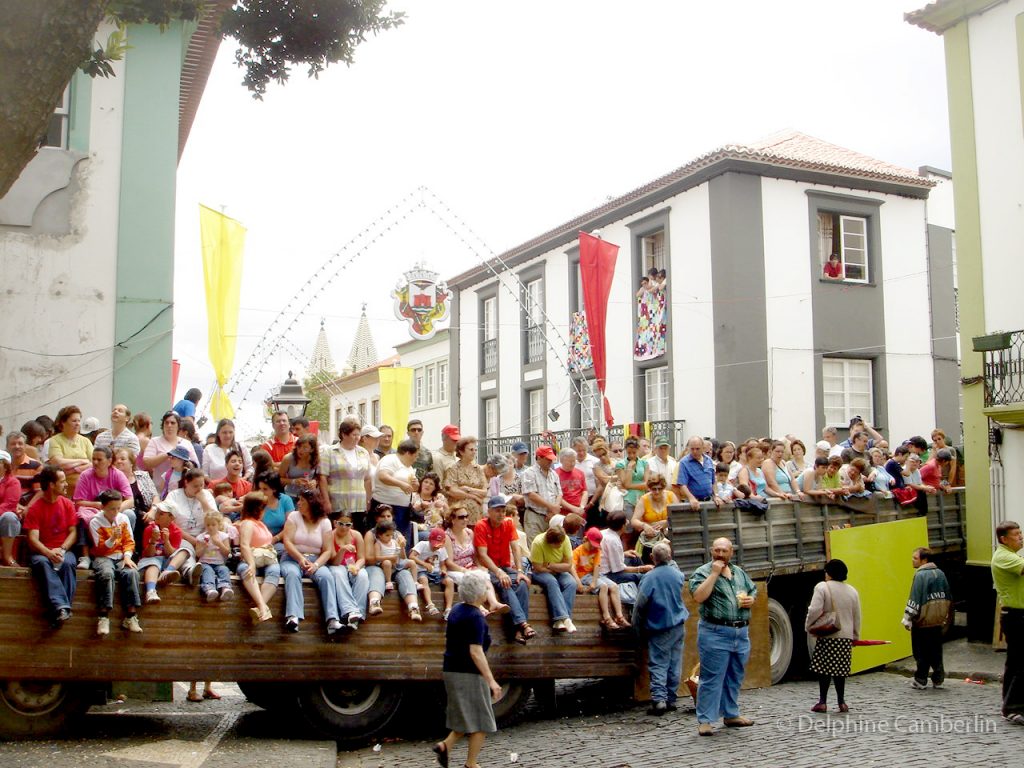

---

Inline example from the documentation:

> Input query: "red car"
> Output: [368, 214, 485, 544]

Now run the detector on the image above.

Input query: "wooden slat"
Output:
[0, 569, 636, 683]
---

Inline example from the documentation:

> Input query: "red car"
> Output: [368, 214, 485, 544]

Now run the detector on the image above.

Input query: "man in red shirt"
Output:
[920, 449, 954, 492]
[22, 467, 78, 626]
[823, 254, 843, 279]
[260, 411, 296, 470]
[474, 495, 534, 643]
[555, 448, 589, 516]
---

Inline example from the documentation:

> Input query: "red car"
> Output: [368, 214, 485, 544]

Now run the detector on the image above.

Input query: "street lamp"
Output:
[268, 371, 311, 420]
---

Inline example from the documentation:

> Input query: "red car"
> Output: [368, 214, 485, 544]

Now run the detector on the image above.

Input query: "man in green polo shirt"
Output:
[992, 520, 1024, 725]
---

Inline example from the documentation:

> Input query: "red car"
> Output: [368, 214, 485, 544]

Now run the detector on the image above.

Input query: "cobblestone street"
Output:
[338, 672, 1012, 768]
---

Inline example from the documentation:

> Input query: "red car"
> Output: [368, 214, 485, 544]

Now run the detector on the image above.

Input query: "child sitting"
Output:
[212, 481, 243, 520]
[194, 510, 233, 602]
[563, 512, 586, 550]
[410, 527, 452, 619]
[138, 500, 183, 602]
[89, 489, 142, 635]
[161, 447, 193, 496]
[573, 526, 631, 629]
[714, 463, 737, 503]
[373, 519, 413, 594]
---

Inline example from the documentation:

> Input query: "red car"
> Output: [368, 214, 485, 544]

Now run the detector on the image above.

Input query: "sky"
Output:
[174, 0, 951, 439]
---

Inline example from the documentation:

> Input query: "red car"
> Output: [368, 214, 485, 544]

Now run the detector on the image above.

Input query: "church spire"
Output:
[309, 318, 336, 376]
[345, 305, 378, 374]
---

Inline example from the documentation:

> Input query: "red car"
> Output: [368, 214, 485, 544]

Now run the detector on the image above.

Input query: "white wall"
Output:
[327, 375, 380, 438]
[0, 31, 125, 430]
[925, 174, 955, 229]
[970, 1, 1024, 335]
[401, 333, 450, 446]
[457, 288, 481, 436]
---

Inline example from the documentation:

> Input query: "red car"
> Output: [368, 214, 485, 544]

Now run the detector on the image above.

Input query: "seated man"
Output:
[22, 467, 78, 626]
[475, 495, 535, 645]
[530, 521, 578, 634]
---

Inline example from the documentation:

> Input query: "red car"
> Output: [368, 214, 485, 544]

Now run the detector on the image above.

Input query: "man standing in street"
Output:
[259, 411, 295, 470]
[433, 424, 460, 485]
[633, 541, 688, 716]
[521, 446, 562, 542]
[674, 436, 722, 511]
[993, 520, 1024, 725]
[902, 547, 951, 690]
[689, 536, 756, 735]
[406, 419, 433, 481]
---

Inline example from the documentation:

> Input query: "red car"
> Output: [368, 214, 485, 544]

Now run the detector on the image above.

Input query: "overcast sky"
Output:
[174, 0, 950, 438]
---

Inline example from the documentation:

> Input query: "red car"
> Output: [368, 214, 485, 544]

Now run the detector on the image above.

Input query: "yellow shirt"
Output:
[992, 544, 1024, 609]
[530, 532, 571, 567]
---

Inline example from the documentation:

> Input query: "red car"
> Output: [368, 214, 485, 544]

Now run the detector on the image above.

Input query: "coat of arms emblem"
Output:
[393, 265, 452, 341]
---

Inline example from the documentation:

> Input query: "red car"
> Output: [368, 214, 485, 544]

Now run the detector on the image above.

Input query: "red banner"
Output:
[579, 232, 619, 427]
[171, 359, 181, 404]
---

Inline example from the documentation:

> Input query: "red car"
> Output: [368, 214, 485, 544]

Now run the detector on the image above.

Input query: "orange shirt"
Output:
[572, 542, 602, 578]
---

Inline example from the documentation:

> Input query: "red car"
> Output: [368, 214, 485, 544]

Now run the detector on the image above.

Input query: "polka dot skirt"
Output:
[809, 636, 853, 677]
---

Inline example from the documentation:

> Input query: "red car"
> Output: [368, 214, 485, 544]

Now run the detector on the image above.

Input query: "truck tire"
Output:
[296, 681, 403, 741]
[237, 682, 299, 712]
[492, 681, 532, 728]
[767, 598, 793, 685]
[0, 680, 90, 740]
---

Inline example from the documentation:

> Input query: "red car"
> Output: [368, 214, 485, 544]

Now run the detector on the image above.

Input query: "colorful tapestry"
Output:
[633, 285, 667, 361]
[569, 311, 593, 372]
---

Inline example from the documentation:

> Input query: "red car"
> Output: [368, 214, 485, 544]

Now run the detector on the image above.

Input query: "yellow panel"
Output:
[827, 518, 928, 674]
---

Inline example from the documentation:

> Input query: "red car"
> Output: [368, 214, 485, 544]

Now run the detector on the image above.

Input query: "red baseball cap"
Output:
[585, 527, 604, 546]
[441, 424, 461, 440]
[428, 527, 447, 547]
[536, 445, 557, 461]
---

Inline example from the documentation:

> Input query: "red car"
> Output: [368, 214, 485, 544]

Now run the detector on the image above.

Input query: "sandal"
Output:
[369, 598, 383, 616]
[203, 688, 221, 700]
[490, 603, 511, 616]
[425, 603, 441, 617]
[385, 581, 395, 593]
[600, 616, 620, 630]
[1004, 713, 1024, 726]
[186, 691, 203, 703]
[615, 614, 632, 628]
[432, 742, 449, 768]
[408, 606, 423, 622]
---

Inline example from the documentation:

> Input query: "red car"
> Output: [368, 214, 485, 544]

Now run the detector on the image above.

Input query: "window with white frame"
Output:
[642, 230, 666, 274]
[822, 358, 874, 427]
[481, 295, 498, 375]
[357, 401, 367, 424]
[372, 399, 381, 427]
[527, 389, 545, 434]
[413, 361, 448, 408]
[425, 365, 436, 405]
[818, 213, 868, 283]
[578, 378, 600, 429]
[572, 261, 585, 313]
[644, 366, 670, 421]
[483, 397, 498, 440]
[43, 85, 70, 149]
[438, 360, 449, 404]
[482, 296, 497, 341]
[524, 279, 544, 364]
[414, 368, 425, 408]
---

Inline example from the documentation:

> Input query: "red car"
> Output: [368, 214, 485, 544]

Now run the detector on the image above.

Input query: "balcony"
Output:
[480, 419, 687, 462]
[525, 325, 544, 364]
[481, 338, 497, 375]
[979, 330, 1024, 409]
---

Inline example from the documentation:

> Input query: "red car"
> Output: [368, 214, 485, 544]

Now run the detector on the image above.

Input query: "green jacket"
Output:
[904, 562, 951, 628]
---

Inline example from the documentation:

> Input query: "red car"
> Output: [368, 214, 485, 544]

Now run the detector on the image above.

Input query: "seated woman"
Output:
[236, 491, 279, 624]
[0, 450, 24, 566]
[412, 471, 448, 542]
[161, 468, 218, 585]
[735, 446, 768, 500]
[46, 405, 94, 499]
[280, 489, 341, 634]
[798, 457, 837, 504]
[279, 434, 320, 504]
[254, 471, 294, 555]
[73, 446, 135, 564]
[363, 505, 420, 620]
[329, 511, 369, 631]
[442, 507, 507, 618]
[763, 441, 799, 502]
[629, 475, 677, 564]
[529, 522, 578, 634]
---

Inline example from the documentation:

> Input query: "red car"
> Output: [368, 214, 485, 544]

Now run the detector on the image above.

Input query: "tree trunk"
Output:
[0, 1, 108, 199]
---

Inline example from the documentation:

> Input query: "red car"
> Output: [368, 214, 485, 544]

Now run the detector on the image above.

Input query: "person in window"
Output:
[823, 253, 843, 279]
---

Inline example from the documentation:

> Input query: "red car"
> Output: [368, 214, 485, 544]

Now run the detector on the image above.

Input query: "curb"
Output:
[885, 665, 1002, 683]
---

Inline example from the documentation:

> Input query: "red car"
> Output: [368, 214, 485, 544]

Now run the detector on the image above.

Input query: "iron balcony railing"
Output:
[480, 419, 687, 462]
[525, 325, 544, 364]
[481, 338, 498, 375]
[980, 330, 1024, 407]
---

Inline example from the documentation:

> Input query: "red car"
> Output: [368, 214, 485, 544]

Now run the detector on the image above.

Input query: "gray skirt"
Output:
[444, 671, 497, 734]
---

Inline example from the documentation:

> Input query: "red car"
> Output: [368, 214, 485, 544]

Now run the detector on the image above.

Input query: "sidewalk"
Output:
[885, 637, 1004, 682]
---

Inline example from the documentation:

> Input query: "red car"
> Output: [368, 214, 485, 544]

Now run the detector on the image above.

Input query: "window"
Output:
[43, 86, 70, 149]
[334, 408, 343, 429]
[572, 261, 585, 313]
[372, 399, 381, 427]
[438, 360, 449, 404]
[414, 368, 425, 408]
[527, 389, 545, 434]
[483, 397, 498, 440]
[425, 365, 436, 405]
[524, 279, 544, 364]
[357, 401, 367, 424]
[577, 378, 600, 430]
[642, 230, 666, 273]
[823, 358, 874, 426]
[818, 213, 868, 283]
[481, 296, 497, 374]
[644, 366, 670, 421]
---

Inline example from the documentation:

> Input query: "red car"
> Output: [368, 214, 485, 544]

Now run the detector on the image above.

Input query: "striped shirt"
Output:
[688, 561, 757, 623]
[323, 444, 370, 515]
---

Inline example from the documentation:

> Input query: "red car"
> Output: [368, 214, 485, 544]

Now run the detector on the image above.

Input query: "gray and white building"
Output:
[446, 131, 958, 449]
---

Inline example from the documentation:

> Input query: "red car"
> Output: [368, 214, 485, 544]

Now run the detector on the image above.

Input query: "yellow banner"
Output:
[199, 205, 246, 421]
[379, 367, 413, 435]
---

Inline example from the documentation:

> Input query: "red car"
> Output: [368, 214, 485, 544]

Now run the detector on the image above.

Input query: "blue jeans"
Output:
[331, 566, 370, 617]
[30, 552, 77, 615]
[199, 563, 231, 592]
[0, 510, 20, 538]
[531, 571, 576, 622]
[696, 621, 750, 724]
[488, 568, 529, 626]
[236, 560, 281, 587]
[366, 564, 416, 597]
[280, 553, 339, 623]
[93, 556, 141, 612]
[648, 622, 686, 704]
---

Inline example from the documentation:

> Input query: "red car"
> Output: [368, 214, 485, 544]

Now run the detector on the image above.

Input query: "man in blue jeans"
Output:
[689, 536, 757, 735]
[475, 495, 535, 644]
[633, 541, 688, 715]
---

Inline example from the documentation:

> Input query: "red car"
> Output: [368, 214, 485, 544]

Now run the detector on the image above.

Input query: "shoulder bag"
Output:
[808, 582, 842, 637]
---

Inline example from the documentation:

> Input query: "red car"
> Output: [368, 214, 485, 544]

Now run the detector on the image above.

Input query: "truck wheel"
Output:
[767, 599, 793, 685]
[0, 680, 90, 740]
[492, 681, 532, 728]
[237, 682, 299, 712]
[297, 682, 403, 741]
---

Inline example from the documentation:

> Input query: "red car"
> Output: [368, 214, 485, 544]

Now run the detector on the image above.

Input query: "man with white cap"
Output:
[521, 446, 562, 543]
[433, 425, 460, 485]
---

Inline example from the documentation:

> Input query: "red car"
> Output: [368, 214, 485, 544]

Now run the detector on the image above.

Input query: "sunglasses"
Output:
[337, 522, 353, 528]
[409, 427, 423, 433]
[455, 514, 469, 520]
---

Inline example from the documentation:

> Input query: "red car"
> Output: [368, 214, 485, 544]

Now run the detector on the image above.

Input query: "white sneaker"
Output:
[565, 618, 578, 634]
[78, 556, 91, 570]
[910, 680, 928, 690]
[326, 618, 343, 635]
[553, 618, 568, 633]
[122, 615, 143, 633]
[205, 589, 218, 602]
[145, 590, 161, 604]
[219, 587, 234, 601]
[96, 617, 110, 636]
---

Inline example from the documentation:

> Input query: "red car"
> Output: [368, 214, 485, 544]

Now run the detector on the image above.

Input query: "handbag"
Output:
[808, 582, 842, 637]
[252, 546, 278, 568]
[892, 486, 918, 507]
[600, 482, 624, 514]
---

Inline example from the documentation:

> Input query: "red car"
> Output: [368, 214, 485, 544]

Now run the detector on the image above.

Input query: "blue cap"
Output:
[487, 494, 509, 509]
[511, 441, 529, 454]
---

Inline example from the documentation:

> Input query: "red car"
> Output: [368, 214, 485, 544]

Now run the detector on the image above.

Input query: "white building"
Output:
[396, 329, 451, 444]
[447, 131, 958, 455]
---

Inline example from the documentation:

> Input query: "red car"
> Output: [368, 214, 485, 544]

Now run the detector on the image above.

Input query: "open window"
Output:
[818, 213, 868, 283]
